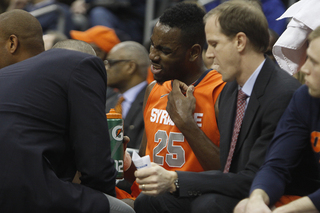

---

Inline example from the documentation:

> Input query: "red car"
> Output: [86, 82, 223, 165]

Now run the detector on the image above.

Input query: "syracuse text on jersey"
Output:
[149, 108, 204, 127]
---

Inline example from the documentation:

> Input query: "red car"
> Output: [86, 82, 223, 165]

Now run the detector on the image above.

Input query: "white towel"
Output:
[273, 0, 320, 75]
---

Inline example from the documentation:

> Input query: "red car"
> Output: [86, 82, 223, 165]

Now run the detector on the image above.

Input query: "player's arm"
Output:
[166, 80, 220, 171]
[124, 81, 156, 183]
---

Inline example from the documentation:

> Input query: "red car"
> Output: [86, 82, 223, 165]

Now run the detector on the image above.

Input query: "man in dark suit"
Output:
[0, 9, 133, 213]
[134, 1, 301, 213]
[105, 41, 149, 150]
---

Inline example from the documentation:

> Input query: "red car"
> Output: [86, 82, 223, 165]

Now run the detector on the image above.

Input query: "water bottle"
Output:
[106, 108, 124, 179]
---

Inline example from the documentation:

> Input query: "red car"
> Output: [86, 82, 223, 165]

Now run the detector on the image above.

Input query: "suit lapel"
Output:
[219, 81, 238, 166]
[234, 58, 275, 153]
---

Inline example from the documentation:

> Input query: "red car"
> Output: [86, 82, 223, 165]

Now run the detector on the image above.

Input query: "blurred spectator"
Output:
[0, 0, 9, 13]
[71, 0, 145, 43]
[43, 30, 68, 50]
[6, 0, 74, 37]
[200, 0, 287, 36]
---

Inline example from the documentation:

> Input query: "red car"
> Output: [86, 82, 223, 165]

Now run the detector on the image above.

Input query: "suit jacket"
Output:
[106, 85, 146, 149]
[0, 49, 116, 212]
[177, 57, 301, 200]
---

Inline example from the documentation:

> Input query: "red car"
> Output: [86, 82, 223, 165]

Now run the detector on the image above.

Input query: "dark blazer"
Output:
[0, 49, 116, 212]
[106, 84, 146, 149]
[177, 58, 301, 201]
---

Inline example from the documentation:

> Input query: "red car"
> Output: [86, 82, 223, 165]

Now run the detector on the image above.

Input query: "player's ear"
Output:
[189, 44, 201, 62]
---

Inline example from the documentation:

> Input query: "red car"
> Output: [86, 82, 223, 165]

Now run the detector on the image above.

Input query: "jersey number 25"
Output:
[153, 130, 185, 168]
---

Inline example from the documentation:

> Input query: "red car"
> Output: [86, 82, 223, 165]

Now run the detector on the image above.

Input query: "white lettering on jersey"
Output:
[150, 108, 202, 127]
[150, 108, 174, 126]
[194, 113, 203, 127]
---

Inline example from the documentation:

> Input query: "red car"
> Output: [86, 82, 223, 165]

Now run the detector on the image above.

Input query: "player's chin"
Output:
[154, 76, 166, 85]
[156, 80, 165, 85]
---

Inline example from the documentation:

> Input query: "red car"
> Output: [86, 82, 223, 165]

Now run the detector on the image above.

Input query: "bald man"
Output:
[105, 41, 149, 150]
[52, 39, 97, 56]
[0, 9, 44, 69]
[0, 9, 134, 213]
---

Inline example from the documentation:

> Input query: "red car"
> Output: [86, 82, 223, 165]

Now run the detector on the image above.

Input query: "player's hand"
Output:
[123, 135, 130, 151]
[166, 79, 196, 128]
[135, 162, 177, 196]
[123, 136, 132, 171]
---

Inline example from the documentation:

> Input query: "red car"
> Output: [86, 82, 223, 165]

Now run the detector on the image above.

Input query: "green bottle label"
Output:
[108, 118, 124, 179]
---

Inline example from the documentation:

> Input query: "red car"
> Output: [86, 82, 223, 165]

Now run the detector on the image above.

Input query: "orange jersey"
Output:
[144, 70, 225, 172]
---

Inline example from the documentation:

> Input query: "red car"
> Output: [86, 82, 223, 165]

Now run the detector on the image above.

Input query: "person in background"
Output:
[71, 0, 145, 43]
[201, 0, 287, 36]
[105, 41, 149, 150]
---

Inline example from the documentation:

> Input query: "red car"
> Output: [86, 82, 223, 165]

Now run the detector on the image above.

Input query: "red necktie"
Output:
[114, 96, 125, 114]
[223, 89, 247, 173]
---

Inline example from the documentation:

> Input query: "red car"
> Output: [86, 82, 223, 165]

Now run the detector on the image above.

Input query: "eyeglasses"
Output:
[104, 59, 131, 68]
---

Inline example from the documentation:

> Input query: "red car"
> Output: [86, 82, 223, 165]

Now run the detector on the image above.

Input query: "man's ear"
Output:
[8, 35, 19, 54]
[235, 32, 246, 53]
[126, 60, 137, 75]
[189, 44, 201, 62]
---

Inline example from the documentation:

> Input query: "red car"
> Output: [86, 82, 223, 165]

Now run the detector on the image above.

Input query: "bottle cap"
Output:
[106, 108, 122, 119]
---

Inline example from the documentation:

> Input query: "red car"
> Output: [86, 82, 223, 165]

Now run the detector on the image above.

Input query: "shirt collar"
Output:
[122, 81, 147, 103]
[241, 59, 266, 97]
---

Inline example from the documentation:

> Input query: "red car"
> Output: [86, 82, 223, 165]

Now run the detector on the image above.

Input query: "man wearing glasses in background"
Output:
[105, 41, 150, 150]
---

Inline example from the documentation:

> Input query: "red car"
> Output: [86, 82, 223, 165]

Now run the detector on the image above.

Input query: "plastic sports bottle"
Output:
[106, 108, 124, 179]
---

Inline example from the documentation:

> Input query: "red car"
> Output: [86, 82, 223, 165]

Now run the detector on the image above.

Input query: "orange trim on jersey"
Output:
[144, 70, 225, 172]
